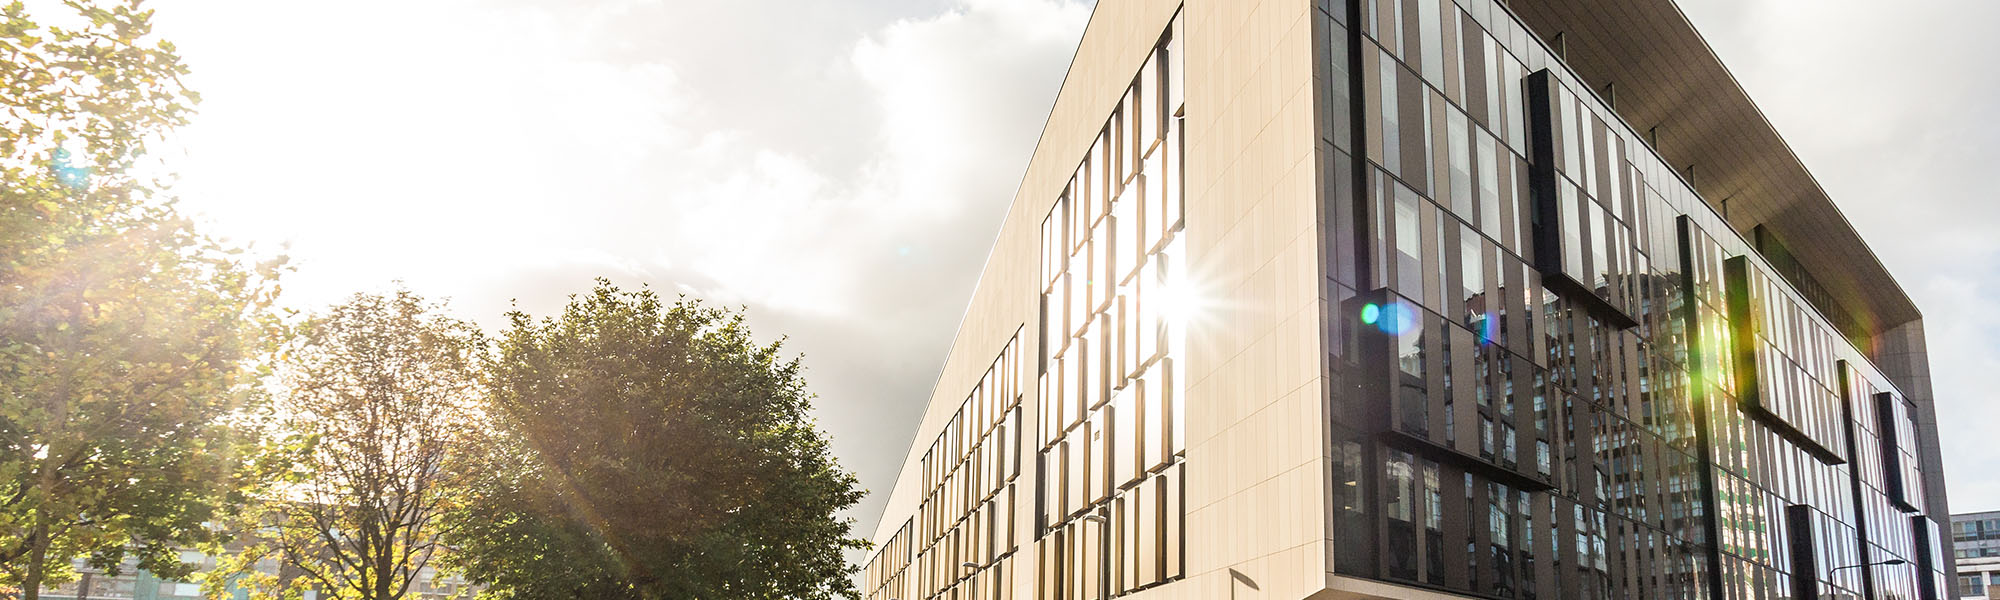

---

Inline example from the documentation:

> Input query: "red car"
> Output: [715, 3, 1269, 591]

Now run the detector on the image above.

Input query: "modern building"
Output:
[859, 0, 1953, 599]
[1954, 511, 2000, 598]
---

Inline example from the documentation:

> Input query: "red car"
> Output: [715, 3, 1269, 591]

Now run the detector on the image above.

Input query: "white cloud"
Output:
[151, 0, 1092, 542]
[853, 0, 1093, 218]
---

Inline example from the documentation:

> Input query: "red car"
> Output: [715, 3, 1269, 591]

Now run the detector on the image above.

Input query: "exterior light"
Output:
[1830, 558, 1908, 574]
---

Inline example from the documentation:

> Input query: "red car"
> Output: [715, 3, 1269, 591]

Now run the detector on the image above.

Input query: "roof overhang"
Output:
[1505, 0, 1922, 334]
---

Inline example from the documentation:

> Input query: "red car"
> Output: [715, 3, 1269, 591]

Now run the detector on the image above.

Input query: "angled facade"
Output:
[860, 1, 1952, 599]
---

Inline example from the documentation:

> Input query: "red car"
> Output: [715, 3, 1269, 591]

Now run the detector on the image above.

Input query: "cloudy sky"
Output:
[146, 0, 2000, 543]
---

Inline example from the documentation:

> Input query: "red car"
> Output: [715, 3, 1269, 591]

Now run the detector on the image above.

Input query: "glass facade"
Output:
[862, 1, 1946, 599]
[1321, 0, 1945, 598]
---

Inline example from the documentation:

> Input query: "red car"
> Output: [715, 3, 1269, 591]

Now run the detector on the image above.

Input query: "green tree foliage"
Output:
[443, 281, 867, 600]
[218, 291, 479, 600]
[0, 0, 281, 597]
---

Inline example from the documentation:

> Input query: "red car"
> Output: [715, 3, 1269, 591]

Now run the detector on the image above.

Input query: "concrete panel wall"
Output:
[865, 1, 1342, 599]
[1171, 0, 1327, 598]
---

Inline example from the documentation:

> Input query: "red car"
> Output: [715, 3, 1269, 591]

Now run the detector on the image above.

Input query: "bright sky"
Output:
[144, 0, 2000, 542]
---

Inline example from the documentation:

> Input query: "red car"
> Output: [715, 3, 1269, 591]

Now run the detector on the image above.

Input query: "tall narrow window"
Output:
[1396, 184, 1424, 295]
[1462, 234, 1484, 326]
[1447, 107, 1474, 219]
[1380, 51, 1403, 177]
[1387, 450, 1419, 580]
[1477, 128, 1502, 237]
[1417, 0, 1445, 83]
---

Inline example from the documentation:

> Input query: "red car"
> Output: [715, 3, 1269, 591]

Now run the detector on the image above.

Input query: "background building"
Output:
[1955, 511, 2000, 598]
[37, 555, 476, 600]
[859, 0, 1953, 599]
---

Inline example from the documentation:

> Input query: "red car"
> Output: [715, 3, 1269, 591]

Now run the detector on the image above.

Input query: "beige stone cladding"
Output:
[861, 0, 1382, 599]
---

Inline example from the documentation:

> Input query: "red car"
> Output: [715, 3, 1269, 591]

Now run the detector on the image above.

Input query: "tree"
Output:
[224, 291, 478, 600]
[443, 281, 866, 599]
[0, 1, 282, 597]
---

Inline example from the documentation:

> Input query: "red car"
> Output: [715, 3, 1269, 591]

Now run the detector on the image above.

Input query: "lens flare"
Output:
[1366, 300, 1418, 336]
[50, 146, 91, 190]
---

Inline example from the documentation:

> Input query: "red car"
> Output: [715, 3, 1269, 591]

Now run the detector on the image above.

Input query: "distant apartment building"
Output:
[858, 0, 1953, 599]
[1956, 511, 2000, 598]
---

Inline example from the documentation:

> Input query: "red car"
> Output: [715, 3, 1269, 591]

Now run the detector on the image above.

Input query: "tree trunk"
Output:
[27, 295, 82, 600]
[23, 442, 61, 600]
[376, 544, 394, 600]
[22, 520, 48, 600]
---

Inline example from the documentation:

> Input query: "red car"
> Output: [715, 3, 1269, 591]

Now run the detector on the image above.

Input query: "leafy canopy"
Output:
[443, 281, 867, 600]
[0, 0, 281, 595]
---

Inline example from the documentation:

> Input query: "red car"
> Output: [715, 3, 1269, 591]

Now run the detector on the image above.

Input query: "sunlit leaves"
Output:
[440, 281, 867, 600]
[0, 0, 281, 595]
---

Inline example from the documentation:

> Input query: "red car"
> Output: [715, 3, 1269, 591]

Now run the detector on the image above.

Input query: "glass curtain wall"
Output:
[1319, 0, 1944, 599]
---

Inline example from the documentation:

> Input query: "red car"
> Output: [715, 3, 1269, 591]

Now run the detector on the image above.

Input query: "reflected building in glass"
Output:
[860, 0, 1953, 599]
